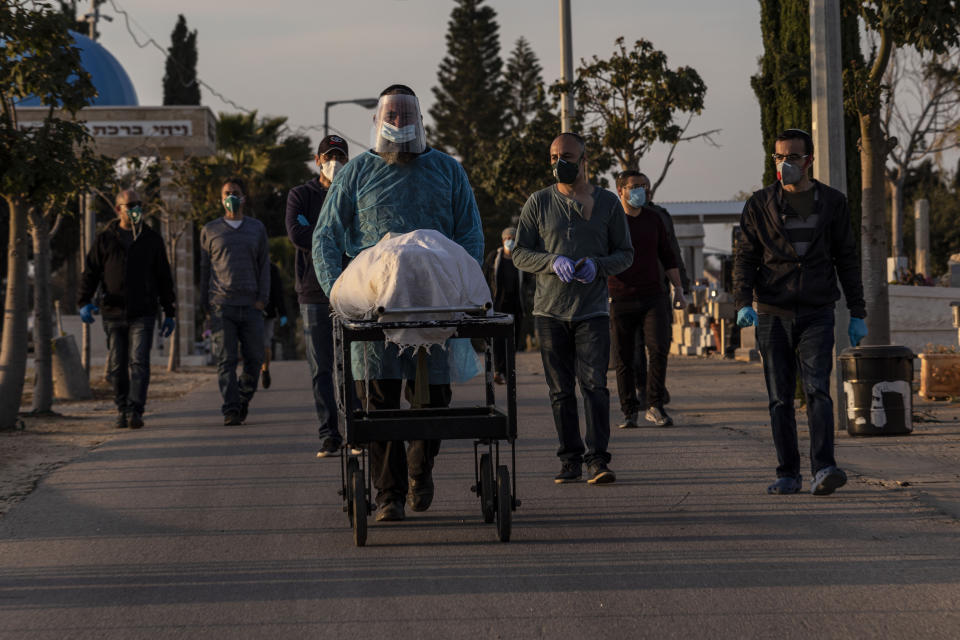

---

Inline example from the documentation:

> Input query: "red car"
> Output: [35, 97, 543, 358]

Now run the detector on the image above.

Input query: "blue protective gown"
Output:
[312, 148, 484, 382]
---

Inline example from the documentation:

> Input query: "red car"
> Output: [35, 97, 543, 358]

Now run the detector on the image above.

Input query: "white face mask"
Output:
[380, 121, 419, 144]
[321, 159, 344, 181]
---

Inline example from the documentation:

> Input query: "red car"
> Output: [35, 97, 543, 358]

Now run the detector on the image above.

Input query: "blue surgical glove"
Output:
[279, 315, 288, 327]
[161, 317, 176, 338]
[297, 214, 309, 227]
[552, 256, 576, 283]
[736, 306, 758, 328]
[848, 317, 868, 347]
[573, 258, 597, 284]
[80, 303, 98, 324]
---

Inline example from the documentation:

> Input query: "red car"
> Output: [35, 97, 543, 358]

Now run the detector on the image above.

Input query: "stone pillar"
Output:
[810, 0, 849, 431]
[158, 155, 196, 363]
[915, 199, 930, 278]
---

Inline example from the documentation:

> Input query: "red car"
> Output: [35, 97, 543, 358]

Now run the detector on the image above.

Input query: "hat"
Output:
[317, 134, 348, 156]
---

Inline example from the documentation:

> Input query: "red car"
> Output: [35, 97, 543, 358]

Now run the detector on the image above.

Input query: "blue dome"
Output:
[17, 30, 138, 107]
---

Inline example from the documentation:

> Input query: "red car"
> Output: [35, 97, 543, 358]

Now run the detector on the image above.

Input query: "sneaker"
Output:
[811, 466, 847, 496]
[261, 369, 271, 389]
[128, 412, 144, 429]
[375, 501, 405, 522]
[407, 473, 435, 512]
[349, 446, 364, 456]
[587, 463, 617, 484]
[114, 413, 128, 429]
[223, 411, 242, 426]
[645, 405, 674, 427]
[315, 437, 341, 458]
[767, 475, 802, 494]
[554, 462, 582, 484]
[617, 413, 639, 429]
[493, 373, 505, 385]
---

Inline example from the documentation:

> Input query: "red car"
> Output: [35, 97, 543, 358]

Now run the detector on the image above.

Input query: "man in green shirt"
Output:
[513, 133, 634, 485]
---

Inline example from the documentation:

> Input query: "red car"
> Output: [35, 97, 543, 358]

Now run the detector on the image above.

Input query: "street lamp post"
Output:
[323, 98, 380, 138]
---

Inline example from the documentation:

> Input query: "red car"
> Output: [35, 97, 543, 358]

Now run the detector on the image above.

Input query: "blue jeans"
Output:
[535, 315, 612, 467]
[103, 316, 155, 415]
[300, 303, 340, 442]
[756, 306, 837, 478]
[210, 304, 264, 414]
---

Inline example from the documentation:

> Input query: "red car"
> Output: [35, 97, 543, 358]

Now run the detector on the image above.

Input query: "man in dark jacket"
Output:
[625, 172, 690, 410]
[610, 171, 686, 429]
[285, 134, 349, 456]
[482, 226, 532, 384]
[733, 128, 868, 496]
[78, 188, 176, 429]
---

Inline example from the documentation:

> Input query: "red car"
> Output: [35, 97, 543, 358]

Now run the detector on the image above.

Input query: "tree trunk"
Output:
[29, 211, 54, 413]
[859, 111, 891, 345]
[0, 196, 33, 429]
[890, 169, 905, 260]
[167, 231, 180, 372]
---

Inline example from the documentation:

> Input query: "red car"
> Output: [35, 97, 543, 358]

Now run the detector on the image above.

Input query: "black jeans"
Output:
[756, 306, 837, 478]
[210, 304, 264, 415]
[103, 316, 155, 415]
[535, 315, 612, 467]
[611, 294, 671, 415]
[300, 303, 339, 442]
[357, 379, 451, 506]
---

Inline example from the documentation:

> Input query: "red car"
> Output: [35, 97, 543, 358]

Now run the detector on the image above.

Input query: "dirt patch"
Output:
[0, 366, 212, 519]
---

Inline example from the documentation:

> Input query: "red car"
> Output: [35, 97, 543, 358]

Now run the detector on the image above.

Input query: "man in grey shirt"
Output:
[200, 177, 271, 425]
[513, 132, 633, 485]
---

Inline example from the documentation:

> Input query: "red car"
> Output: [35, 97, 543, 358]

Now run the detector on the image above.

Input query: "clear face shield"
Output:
[371, 94, 426, 155]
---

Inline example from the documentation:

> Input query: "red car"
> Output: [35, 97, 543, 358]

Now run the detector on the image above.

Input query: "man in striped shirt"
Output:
[733, 128, 867, 497]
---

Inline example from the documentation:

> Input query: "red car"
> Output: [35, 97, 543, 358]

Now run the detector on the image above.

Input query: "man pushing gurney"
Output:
[312, 84, 485, 522]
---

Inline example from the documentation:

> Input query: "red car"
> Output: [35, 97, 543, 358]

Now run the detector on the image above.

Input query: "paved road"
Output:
[2, 355, 959, 639]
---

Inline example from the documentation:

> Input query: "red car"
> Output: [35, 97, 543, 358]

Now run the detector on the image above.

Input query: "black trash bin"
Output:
[839, 345, 914, 436]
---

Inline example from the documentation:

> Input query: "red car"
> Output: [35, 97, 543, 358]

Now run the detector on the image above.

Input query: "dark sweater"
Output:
[78, 219, 176, 320]
[285, 178, 330, 305]
[608, 207, 677, 300]
[199, 216, 270, 308]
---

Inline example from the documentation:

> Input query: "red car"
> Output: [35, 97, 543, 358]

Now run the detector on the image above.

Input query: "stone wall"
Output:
[889, 284, 960, 355]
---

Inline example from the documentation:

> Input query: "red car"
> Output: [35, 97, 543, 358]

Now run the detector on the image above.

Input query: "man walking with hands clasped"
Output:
[734, 128, 867, 496]
[513, 132, 633, 485]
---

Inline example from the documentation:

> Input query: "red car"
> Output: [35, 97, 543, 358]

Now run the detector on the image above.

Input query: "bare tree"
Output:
[882, 48, 960, 275]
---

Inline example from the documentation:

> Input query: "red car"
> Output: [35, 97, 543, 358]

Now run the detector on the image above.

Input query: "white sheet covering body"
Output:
[330, 229, 490, 381]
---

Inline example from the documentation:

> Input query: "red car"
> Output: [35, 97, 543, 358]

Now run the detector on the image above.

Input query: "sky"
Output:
[93, 0, 767, 209]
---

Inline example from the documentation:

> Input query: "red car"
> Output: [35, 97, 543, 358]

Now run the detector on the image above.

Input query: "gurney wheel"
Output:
[495, 465, 511, 542]
[348, 459, 367, 547]
[479, 453, 495, 523]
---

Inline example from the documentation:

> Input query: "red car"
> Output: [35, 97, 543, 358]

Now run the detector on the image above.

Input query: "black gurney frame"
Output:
[332, 306, 518, 546]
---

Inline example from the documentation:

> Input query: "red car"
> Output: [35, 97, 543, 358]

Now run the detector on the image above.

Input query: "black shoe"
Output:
[375, 501, 405, 522]
[239, 401, 249, 423]
[587, 463, 617, 484]
[128, 412, 144, 429]
[493, 373, 505, 385]
[811, 466, 847, 496]
[617, 412, 639, 429]
[407, 473, 435, 512]
[114, 413, 128, 429]
[645, 405, 673, 427]
[554, 462, 582, 484]
[223, 411, 242, 426]
[315, 437, 341, 458]
[261, 369, 271, 389]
